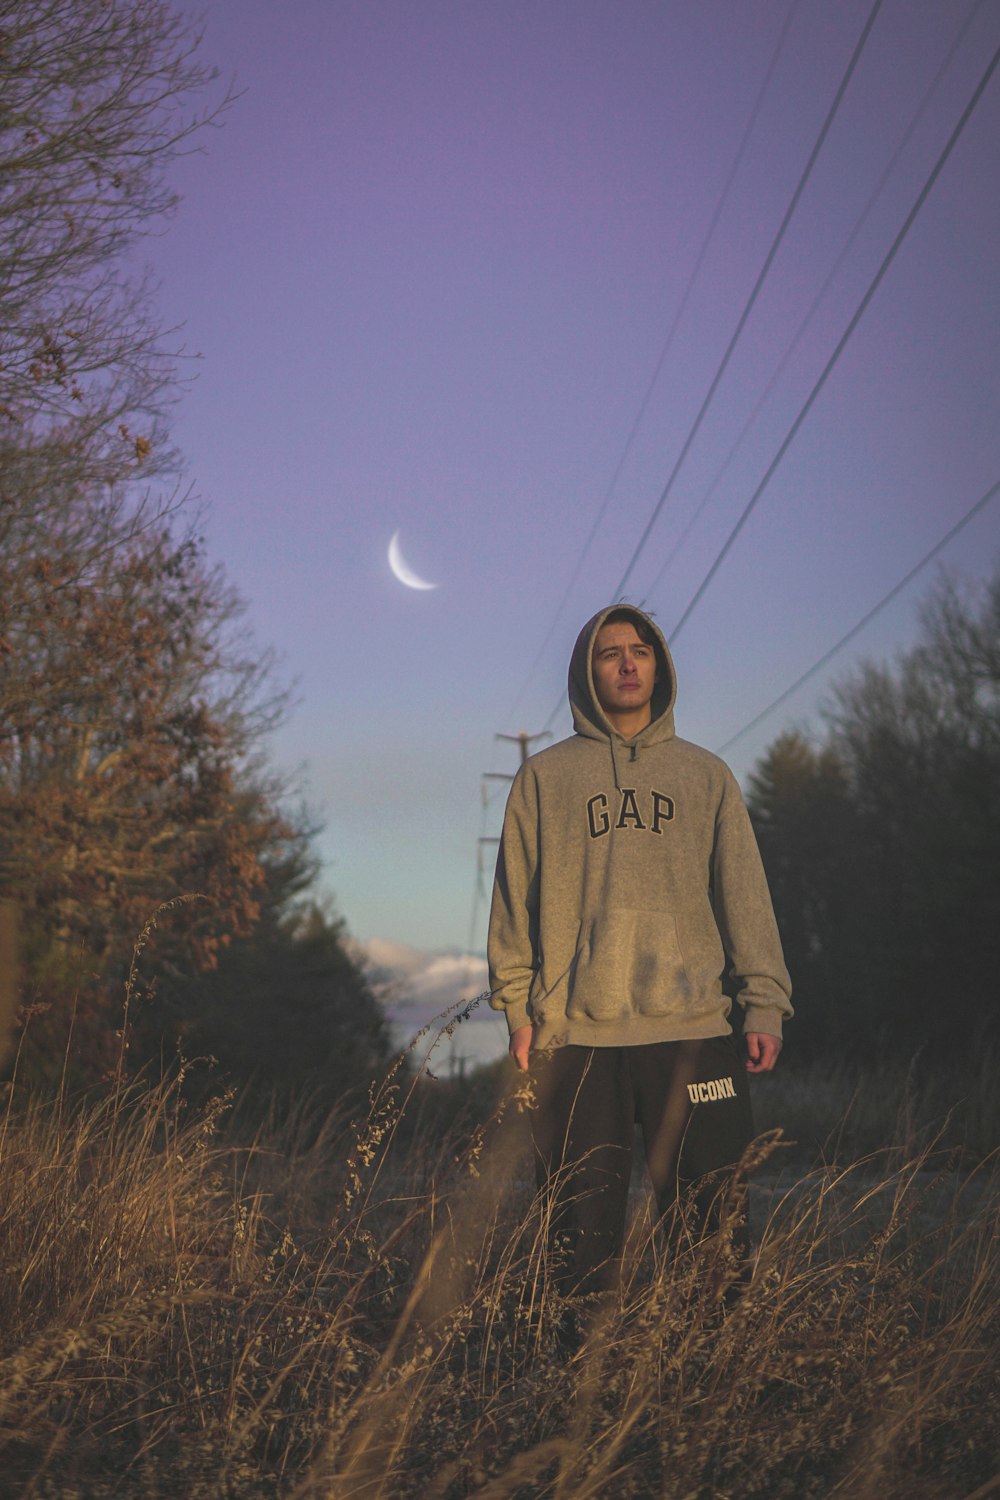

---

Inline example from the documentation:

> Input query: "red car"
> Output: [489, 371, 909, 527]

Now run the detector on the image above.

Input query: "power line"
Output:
[668, 34, 1000, 645]
[715, 476, 1000, 756]
[501, 0, 802, 724]
[610, 0, 885, 603]
[539, 0, 882, 740]
[641, 0, 985, 607]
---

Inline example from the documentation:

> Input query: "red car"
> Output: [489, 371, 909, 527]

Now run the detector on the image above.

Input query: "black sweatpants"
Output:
[530, 1034, 754, 1295]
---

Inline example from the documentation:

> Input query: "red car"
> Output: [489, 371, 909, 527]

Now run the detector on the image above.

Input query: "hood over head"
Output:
[569, 606, 677, 775]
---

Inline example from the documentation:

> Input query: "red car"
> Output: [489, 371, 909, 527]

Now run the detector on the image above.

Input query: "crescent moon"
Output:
[388, 531, 438, 591]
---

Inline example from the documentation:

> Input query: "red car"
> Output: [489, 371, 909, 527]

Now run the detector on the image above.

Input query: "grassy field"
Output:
[1, 1025, 997, 1499]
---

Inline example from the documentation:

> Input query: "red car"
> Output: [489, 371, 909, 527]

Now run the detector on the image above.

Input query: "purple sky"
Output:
[144, 0, 1000, 958]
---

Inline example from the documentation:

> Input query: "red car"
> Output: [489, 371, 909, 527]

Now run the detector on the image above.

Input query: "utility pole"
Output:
[478, 729, 550, 887]
[494, 729, 549, 768]
[463, 727, 551, 1018]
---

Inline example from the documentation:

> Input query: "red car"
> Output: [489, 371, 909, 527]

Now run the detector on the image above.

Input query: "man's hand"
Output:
[745, 1032, 782, 1073]
[509, 1023, 534, 1071]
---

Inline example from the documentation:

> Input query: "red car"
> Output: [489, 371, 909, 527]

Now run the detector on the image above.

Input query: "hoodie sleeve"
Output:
[711, 771, 793, 1039]
[487, 766, 541, 1036]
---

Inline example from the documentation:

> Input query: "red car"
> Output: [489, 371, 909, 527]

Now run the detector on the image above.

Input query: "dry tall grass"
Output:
[1, 1013, 997, 1498]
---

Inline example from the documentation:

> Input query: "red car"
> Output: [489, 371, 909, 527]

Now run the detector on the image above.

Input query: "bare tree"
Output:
[0, 0, 229, 450]
[0, 0, 235, 671]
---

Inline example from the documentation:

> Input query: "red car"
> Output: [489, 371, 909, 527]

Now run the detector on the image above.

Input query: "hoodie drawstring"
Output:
[609, 737, 639, 789]
[610, 738, 623, 791]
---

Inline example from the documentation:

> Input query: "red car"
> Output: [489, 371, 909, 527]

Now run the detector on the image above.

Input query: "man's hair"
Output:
[601, 606, 657, 646]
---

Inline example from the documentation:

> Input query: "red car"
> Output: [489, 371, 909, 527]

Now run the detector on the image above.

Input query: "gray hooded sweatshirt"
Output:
[488, 605, 792, 1051]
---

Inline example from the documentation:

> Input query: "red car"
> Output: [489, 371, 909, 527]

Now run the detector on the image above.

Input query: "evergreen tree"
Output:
[748, 565, 1000, 1061]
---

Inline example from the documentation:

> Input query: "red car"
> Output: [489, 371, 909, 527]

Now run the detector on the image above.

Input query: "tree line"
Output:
[747, 563, 1000, 1065]
[0, 0, 390, 1100]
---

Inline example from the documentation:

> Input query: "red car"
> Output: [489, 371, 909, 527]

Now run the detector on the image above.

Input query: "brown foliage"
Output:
[0, 520, 301, 1081]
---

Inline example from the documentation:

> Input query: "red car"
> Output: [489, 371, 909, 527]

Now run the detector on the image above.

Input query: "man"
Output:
[488, 605, 791, 1296]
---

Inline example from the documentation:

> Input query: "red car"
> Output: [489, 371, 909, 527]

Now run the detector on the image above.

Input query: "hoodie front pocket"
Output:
[567, 909, 691, 1022]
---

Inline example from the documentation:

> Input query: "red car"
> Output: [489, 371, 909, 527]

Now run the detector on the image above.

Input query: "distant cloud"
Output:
[349, 937, 505, 1075]
[355, 937, 488, 1011]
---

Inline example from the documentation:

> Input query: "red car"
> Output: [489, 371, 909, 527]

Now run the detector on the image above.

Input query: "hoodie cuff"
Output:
[502, 1001, 533, 1037]
[742, 1006, 784, 1041]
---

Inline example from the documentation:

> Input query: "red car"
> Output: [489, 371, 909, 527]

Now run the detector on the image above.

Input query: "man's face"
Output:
[591, 619, 658, 727]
